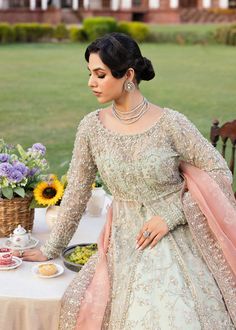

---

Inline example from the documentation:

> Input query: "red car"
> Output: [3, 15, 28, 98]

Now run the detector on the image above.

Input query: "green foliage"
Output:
[69, 27, 87, 42]
[214, 24, 236, 46]
[14, 23, 53, 42]
[53, 23, 69, 41]
[0, 23, 15, 43]
[2, 187, 13, 199]
[1, 22, 234, 46]
[118, 21, 150, 42]
[147, 30, 215, 45]
[14, 187, 25, 198]
[83, 16, 118, 41]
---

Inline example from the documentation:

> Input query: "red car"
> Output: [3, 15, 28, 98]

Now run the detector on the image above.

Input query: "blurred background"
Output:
[0, 2, 235, 188]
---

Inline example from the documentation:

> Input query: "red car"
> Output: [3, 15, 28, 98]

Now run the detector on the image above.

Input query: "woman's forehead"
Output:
[88, 53, 108, 71]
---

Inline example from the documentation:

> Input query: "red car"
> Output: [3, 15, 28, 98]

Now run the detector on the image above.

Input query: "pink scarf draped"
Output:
[75, 162, 236, 329]
[75, 206, 112, 330]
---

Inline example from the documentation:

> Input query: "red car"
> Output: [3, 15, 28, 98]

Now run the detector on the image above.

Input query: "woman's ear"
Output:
[126, 68, 135, 82]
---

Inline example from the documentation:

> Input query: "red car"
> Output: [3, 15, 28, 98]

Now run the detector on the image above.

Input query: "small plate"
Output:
[32, 263, 64, 279]
[0, 257, 22, 270]
[3, 237, 39, 250]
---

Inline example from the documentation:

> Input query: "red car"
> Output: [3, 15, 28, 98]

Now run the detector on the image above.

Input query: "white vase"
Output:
[45, 205, 60, 229]
[87, 187, 105, 217]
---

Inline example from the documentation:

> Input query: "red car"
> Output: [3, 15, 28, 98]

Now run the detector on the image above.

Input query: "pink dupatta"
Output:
[75, 162, 236, 329]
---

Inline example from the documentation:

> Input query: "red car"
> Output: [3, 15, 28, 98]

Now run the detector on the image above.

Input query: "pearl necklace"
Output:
[112, 98, 149, 125]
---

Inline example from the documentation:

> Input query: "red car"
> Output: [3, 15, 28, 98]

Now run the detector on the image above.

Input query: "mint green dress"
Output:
[41, 108, 235, 330]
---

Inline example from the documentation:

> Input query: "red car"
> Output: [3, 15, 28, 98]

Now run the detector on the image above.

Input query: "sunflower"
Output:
[34, 179, 64, 206]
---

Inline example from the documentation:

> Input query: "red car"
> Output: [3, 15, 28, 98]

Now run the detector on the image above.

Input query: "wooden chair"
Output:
[210, 118, 236, 197]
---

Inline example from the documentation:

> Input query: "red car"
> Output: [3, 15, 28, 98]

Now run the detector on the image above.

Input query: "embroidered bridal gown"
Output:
[41, 108, 236, 330]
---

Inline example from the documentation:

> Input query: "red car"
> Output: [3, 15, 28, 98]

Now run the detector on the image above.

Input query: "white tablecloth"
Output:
[0, 205, 108, 330]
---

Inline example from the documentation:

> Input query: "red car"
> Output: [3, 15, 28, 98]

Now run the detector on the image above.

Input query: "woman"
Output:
[17, 33, 236, 329]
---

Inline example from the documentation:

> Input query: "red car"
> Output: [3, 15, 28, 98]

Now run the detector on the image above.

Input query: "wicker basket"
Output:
[0, 196, 35, 237]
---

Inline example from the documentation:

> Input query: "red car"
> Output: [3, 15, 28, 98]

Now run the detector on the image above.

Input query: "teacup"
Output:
[0, 248, 13, 266]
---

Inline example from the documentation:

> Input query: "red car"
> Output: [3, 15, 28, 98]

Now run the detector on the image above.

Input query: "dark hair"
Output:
[85, 33, 155, 84]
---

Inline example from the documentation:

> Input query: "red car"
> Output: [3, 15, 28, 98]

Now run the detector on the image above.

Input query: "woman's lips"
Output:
[92, 91, 101, 96]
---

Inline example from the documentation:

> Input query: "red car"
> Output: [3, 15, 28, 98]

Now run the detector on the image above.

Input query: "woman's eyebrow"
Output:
[87, 66, 106, 72]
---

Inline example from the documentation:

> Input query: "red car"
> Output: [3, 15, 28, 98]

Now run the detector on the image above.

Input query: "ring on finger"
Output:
[143, 230, 151, 239]
[19, 250, 24, 258]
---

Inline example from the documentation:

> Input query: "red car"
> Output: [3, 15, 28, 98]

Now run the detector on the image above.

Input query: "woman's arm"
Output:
[169, 110, 233, 193]
[40, 118, 97, 259]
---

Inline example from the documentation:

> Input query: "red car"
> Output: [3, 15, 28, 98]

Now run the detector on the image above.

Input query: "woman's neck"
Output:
[113, 90, 144, 113]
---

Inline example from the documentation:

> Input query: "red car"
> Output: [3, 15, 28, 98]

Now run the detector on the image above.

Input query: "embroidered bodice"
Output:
[41, 108, 232, 259]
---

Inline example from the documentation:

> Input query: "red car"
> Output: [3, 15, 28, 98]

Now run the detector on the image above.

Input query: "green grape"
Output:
[66, 244, 98, 265]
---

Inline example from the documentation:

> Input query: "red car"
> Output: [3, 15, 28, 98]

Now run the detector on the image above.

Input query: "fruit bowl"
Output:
[61, 243, 97, 272]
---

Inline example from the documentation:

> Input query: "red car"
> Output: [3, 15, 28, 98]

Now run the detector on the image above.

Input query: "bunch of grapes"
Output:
[66, 244, 97, 265]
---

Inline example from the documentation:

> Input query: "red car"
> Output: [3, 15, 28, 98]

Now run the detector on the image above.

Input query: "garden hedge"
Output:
[0, 20, 235, 46]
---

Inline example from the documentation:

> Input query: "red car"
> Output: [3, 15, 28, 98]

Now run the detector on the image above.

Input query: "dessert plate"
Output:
[3, 237, 39, 250]
[0, 257, 22, 270]
[32, 263, 64, 279]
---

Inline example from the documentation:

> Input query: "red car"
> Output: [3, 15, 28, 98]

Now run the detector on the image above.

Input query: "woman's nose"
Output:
[88, 75, 97, 88]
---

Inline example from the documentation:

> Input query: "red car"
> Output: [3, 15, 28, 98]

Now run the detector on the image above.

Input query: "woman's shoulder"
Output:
[76, 110, 98, 131]
[162, 108, 196, 130]
[163, 107, 189, 121]
[79, 110, 98, 125]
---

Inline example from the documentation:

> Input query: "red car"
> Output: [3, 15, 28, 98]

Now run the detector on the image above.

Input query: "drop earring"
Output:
[124, 80, 135, 92]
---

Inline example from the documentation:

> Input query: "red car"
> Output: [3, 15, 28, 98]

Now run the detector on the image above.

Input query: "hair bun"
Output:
[140, 57, 155, 81]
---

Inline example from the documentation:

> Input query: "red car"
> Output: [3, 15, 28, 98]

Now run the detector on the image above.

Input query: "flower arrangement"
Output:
[33, 171, 108, 208]
[33, 174, 67, 207]
[0, 139, 48, 200]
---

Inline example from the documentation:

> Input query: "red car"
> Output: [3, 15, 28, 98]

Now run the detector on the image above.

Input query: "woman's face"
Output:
[87, 53, 126, 104]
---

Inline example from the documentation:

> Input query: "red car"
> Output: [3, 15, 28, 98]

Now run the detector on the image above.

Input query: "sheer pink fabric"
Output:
[75, 206, 112, 330]
[180, 162, 236, 278]
[75, 162, 236, 329]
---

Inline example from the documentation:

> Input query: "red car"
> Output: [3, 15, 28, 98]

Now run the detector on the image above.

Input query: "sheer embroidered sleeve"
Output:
[40, 118, 97, 259]
[169, 110, 233, 202]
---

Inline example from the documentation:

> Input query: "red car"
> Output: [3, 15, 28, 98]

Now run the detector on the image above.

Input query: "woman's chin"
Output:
[97, 97, 111, 104]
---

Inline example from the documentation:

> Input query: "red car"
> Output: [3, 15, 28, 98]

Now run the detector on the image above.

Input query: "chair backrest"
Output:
[210, 118, 236, 197]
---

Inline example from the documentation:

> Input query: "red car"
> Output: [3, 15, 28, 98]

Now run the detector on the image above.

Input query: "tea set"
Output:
[4, 225, 39, 250]
[0, 225, 39, 270]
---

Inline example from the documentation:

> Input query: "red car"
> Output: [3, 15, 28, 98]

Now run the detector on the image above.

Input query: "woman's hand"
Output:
[136, 215, 169, 250]
[13, 248, 49, 262]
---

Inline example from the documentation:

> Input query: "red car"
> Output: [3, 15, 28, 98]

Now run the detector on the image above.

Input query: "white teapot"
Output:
[10, 225, 31, 248]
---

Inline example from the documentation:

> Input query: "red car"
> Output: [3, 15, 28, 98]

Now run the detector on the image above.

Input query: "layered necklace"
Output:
[112, 97, 149, 125]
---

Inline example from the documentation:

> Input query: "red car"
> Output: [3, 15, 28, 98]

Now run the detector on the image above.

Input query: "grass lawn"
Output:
[0, 43, 235, 188]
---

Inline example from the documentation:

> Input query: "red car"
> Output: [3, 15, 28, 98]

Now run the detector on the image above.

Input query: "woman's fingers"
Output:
[136, 231, 157, 250]
[136, 229, 150, 247]
[149, 233, 163, 249]
[136, 216, 169, 250]
[13, 249, 48, 262]
[136, 225, 150, 242]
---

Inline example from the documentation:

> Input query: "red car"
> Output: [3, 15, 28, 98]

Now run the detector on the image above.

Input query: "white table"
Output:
[0, 205, 108, 330]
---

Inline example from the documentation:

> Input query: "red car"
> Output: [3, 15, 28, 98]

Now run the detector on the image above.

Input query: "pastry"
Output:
[38, 263, 58, 276]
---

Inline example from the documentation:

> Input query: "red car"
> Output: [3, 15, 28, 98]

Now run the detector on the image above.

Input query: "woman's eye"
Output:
[98, 75, 105, 79]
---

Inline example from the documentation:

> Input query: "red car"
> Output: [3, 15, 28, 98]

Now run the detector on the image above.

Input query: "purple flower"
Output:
[13, 161, 28, 176]
[0, 163, 13, 177]
[31, 143, 46, 156]
[0, 153, 10, 163]
[8, 169, 23, 183]
[27, 167, 39, 177]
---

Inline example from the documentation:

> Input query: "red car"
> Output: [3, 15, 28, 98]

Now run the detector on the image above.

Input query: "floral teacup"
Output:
[0, 248, 13, 265]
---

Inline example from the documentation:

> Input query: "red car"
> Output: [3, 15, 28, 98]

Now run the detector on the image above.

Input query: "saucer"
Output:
[32, 263, 64, 279]
[0, 257, 22, 270]
[3, 237, 39, 250]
